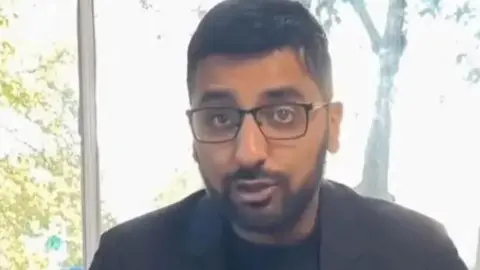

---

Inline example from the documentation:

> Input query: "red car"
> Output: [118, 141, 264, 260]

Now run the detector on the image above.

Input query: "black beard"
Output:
[200, 138, 328, 234]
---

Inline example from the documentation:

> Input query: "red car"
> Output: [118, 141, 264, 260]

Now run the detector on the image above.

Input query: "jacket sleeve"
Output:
[88, 232, 122, 270]
[428, 248, 468, 270]
[427, 226, 468, 270]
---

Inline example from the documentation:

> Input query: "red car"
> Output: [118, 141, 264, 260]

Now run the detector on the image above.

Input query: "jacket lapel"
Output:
[182, 181, 369, 270]
[319, 181, 369, 270]
[182, 195, 227, 270]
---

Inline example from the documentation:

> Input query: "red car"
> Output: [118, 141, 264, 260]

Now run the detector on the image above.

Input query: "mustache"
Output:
[224, 166, 288, 183]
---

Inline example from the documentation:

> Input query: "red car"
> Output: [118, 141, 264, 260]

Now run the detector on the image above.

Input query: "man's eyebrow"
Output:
[195, 89, 235, 106]
[261, 86, 305, 101]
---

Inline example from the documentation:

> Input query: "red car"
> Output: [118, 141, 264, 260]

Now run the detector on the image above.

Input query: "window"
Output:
[94, 0, 203, 229]
[1, 0, 82, 269]
[2, 0, 473, 269]
[94, 0, 479, 268]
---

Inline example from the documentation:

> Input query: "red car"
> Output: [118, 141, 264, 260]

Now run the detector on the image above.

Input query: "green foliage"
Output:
[154, 171, 200, 208]
[314, 0, 480, 84]
[421, 1, 479, 83]
[0, 8, 82, 269]
[101, 202, 119, 231]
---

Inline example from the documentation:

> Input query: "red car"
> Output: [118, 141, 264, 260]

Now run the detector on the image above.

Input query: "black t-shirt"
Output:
[226, 228, 320, 270]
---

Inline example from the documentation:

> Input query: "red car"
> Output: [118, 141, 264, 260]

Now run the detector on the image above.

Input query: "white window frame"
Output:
[77, 0, 101, 268]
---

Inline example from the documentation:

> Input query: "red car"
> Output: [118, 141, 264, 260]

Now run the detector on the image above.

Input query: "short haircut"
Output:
[187, 0, 332, 101]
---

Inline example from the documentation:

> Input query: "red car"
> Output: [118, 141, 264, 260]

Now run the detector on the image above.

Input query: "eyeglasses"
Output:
[186, 102, 328, 143]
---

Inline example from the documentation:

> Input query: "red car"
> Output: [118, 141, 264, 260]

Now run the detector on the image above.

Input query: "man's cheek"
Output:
[198, 157, 228, 190]
[287, 149, 318, 183]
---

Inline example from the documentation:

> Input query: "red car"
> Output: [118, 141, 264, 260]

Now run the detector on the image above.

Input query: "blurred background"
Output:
[0, 0, 479, 269]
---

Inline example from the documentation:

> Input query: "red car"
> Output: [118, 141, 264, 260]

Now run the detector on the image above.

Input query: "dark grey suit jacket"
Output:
[89, 180, 468, 270]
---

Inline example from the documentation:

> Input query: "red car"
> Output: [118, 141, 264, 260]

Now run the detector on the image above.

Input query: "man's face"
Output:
[190, 48, 342, 233]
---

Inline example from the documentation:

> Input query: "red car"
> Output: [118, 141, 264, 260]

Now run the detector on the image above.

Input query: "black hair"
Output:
[187, 0, 332, 101]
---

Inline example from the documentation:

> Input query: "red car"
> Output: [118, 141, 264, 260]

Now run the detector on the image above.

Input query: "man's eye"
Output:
[210, 114, 232, 127]
[272, 106, 296, 123]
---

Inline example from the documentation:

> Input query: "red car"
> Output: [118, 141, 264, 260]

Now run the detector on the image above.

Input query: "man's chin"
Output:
[230, 209, 288, 234]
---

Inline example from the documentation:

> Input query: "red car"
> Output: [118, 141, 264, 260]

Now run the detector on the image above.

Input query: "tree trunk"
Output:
[298, 0, 313, 9]
[356, 51, 396, 200]
[308, 0, 406, 200]
[351, 0, 407, 201]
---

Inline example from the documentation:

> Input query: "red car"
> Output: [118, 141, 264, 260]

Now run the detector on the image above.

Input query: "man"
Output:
[89, 0, 467, 269]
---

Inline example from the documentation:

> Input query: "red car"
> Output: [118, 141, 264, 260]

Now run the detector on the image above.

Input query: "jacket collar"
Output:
[183, 180, 368, 270]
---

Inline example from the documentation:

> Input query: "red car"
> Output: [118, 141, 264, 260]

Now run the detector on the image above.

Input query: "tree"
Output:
[448, 2, 480, 84]
[141, 0, 478, 202]
[299, 0, 479, 201]
[1, 7, 81, 269]
[303, 0, 407, 201]
[347, 0, 406, 201]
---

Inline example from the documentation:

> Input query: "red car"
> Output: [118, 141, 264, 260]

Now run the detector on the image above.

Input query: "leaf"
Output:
[314, 0, 343, 33]
[456, 53, 467, 64]
[45, 235, 63, 251]
[475, 30, 480, 40]
[418, 0, 442, 18]
[0, 14, 9, 27]
[466, 68, 480, 83]
[1, 41, 15, 55]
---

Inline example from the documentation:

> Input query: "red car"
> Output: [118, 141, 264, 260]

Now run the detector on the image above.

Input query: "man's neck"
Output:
[233, 193, 320, 245]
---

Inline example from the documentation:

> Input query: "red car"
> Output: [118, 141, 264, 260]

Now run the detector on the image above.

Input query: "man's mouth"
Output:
[231, 178, 277, 207]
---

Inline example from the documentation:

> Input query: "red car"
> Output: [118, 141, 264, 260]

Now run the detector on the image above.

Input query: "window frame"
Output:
[77, 0, 101, 267]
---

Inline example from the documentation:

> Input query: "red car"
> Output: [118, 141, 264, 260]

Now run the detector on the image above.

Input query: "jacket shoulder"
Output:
[326, 181, 447, 247]
[326, 181, 462, 265]
[355, 191, 464, 268]
[362, 195, 448, 248]
[104, 189, 205, 238]
[89, 190, 206, 269]
[324, 181, 466, 269]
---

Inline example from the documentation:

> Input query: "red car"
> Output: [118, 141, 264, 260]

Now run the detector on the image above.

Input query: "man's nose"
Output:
[234, 115, 267, 167]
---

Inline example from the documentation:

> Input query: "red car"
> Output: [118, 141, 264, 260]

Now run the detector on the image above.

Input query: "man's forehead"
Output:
[191, 85, 307, 107]
[190, 49, 322, 106]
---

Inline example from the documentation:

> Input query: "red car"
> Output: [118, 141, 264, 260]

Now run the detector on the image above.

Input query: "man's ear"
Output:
[327, 102, 343, 153]
[193, 148, 199, 162]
